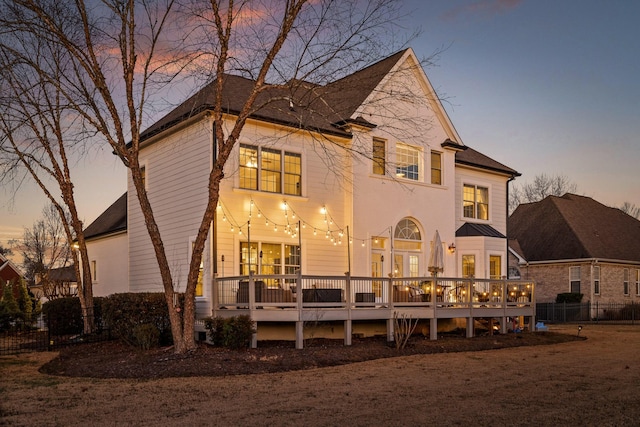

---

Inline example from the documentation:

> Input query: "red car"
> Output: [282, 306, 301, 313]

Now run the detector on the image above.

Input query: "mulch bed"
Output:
[39, 331, 583, 379]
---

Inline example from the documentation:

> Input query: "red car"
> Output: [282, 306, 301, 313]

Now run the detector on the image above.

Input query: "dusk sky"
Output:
[1, 0, 639, 254]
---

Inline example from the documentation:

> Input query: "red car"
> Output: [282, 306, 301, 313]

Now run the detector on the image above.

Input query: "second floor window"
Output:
[463, 184, 489, 220]
[372, 138, 385, 175]
[594, 266, 600, 295]
[240, 144, 301, 196]
[396, 143, 420, 181]
[430, 151, 442, 185]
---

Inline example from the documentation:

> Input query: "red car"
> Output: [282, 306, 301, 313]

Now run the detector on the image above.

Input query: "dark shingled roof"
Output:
[456, 223, 506, 238]
[455, 146, 520, 177]
[47, 265, 77, 282]
[140, 50, 410, 142]
[508, 193, 640, 262]
[83, 193, 127, 240]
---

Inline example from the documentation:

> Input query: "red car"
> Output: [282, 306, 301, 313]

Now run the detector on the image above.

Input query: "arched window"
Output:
[394, 218, 421, 245]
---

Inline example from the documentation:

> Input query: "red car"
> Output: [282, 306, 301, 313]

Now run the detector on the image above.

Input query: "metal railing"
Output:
[214, 273, 535, 311]
[537, 302, 640, 324]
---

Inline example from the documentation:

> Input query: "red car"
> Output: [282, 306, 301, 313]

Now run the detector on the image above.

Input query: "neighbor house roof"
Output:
[0, 252, 23, 283]
[508, 193, 640, 263]
[83, 193, 128, 240]
[140, 50, 410, 142]
[46, 265, 77, 282]
[455, 146, 520, 177]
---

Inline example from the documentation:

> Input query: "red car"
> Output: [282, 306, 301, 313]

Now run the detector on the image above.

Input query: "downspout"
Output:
[212, 119, 218, 277]
[506, 174, 516, 278]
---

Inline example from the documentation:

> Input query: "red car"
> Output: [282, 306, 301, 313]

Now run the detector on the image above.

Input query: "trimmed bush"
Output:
[556, 293, 583, 303]
[101, 293, 173, 347]
[42, 297, 83, 335]
[203, 315, 255, 349]
[42, 297, 104, 335]
[203, 316, 226, 346]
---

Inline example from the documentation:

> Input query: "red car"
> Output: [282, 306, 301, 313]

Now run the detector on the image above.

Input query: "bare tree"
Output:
[0, 18, 98, 332]
[18, 204, 72, 284]
[619, 202, 640, 219]
[509, 173, 578, 213]
[1, 0, 415, 353]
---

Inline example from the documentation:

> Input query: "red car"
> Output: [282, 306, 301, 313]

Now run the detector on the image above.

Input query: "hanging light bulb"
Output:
[313, 229, 317, 236]
[361, 240, 365, 247]
[223, 215, 227, 222]
[230, 226, 234, 232]
[320, 206, 326, 214]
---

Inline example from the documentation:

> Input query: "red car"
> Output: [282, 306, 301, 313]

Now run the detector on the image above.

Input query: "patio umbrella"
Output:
[428, 230, 444, 276]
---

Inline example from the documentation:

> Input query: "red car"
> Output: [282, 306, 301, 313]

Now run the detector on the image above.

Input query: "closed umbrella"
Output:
[428, 230, 444, 276]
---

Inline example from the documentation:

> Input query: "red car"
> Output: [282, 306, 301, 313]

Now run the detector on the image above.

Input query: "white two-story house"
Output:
[85, 48, 527, 343]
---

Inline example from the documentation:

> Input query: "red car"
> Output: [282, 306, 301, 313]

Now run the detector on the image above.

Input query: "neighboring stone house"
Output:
[509, 193, 640, 303]
[87, 48, 521, 320]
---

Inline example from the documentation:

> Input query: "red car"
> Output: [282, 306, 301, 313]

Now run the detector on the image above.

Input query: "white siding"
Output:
[86, 232, 128, 297]
[129, 120, 212, 293]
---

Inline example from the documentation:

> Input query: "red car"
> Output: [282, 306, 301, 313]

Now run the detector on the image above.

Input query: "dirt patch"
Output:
[40, 331, 581, 379]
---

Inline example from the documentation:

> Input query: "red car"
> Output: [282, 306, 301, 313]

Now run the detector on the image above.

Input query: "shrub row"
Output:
[42, 293, 176, 349]
[203, 315, 255, 349]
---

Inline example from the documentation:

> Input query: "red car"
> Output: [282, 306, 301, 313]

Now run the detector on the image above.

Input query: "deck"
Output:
[212, 274, 535, 348]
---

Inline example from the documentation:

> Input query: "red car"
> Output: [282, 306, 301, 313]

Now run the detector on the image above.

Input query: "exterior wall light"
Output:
[448, 243, 456, 253]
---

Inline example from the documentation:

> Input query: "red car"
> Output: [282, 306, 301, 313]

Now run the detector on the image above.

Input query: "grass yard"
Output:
[1, 324, 639, 426]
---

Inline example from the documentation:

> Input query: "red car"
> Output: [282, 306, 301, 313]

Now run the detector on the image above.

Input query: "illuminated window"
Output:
[463, 184, 489, 220]
[462, 255, 475, 278]
[190, 241, 204, 297]
[239, 242, 300, 287]
[284, 152, 301, 196]
[373, 138, 386, 175]
[239, 144, 301, 195]
[489, 255, 501, 279]
[396, 143, 420, 181]
[430, 151, 442, 185]
[394, 218, 421, 251]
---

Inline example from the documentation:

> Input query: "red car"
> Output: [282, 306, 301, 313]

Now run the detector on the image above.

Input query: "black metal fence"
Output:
[536, 302, 640, 324]
[0, 314, 112, 356]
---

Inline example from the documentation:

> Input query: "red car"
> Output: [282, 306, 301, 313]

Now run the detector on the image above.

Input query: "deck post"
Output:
[295, 270, 304, 349]
[251, 324, 258, 348]
[295, 321, 304, 349]
[345, 274, 352, 346]
[466, 316, 474, 338]
[429, 318, 437, 340]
